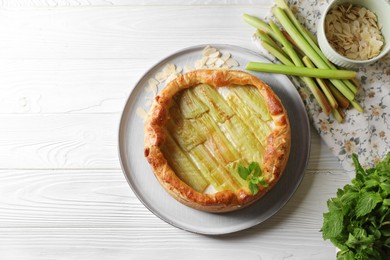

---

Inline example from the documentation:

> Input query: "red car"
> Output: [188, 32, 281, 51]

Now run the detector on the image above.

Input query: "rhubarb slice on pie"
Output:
[144, 69, 290, 212]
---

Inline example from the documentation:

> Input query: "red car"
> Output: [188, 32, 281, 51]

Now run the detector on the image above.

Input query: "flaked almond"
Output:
[325, 4, 385, 60]
[136, 107, 148, 121]
[226, 58, 239, 68]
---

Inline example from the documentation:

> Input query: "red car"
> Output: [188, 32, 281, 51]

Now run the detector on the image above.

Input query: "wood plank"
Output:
[0, 169, 156, 228]
[0, 115, 341, 170]
[0, 168, 349, 228]
[0, 227, 335, 260]
[0, 168, 343, 259]
[0, 114, 121, 169]
[0, 1, 346, 259]
[0, 0, 272, 8]
[0, 5, 266, 59]
[306, 126, 342, 171]
[0, 59, 148, 114]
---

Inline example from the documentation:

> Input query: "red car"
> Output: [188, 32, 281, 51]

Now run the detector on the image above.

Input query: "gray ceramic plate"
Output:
[118, 44, 310, 235]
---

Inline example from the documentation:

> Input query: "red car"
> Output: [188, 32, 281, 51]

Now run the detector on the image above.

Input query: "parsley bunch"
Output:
[321, 153, 390, 259]
[237, 162, 268, 195]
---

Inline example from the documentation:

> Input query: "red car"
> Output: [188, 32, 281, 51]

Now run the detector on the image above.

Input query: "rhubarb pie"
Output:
[144, 69, 290, 212]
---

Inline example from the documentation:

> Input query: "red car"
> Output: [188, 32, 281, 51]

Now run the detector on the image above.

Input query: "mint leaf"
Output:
[375, 153, 390, 174]
[380, 183, 390, 194]
[250, 176, 259, 184]
[248, 182, 258, 195]
[238, 165, 249, 180]
[346, 229, 376, 256]
[322, 209, 343, 239]
[381, 224, 390, 237]
[236, 162, 268, 195]
[364, 179, 379, 189]
[258, 177, 269, 188]
[356, 192, 382, 217]
[337, 250, 355, 260]
[253, 163, 262, 177]
[352, 153, 365, 177]
[340, 191, 358, 206]
[322, 153, 390, 258]
[248, 162, 257, 173]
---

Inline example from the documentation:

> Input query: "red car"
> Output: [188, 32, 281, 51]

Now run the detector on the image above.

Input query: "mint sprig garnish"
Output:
[321, 153, 390, 259]
[237, 162, 268, 195]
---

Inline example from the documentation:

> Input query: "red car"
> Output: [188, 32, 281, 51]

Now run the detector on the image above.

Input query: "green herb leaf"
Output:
[238, 165, 250, 180]
[249, 182, 258, 195]
[236, 162, 268, 195]
[352, 153, 365, 178]
[337, 250, 355, 260]
[356, 192, 382, 218]
[258, 176, 269, 187]
[364, 179, 380, 189]
[380, 183, 390, 195]
[248, 162, 257, 173]
[321, 152, 390, 257]
[381, 224, 390, 236]
[322, 209, 344, 239]
[250, 177, 259, 184]
[252, 162, 262, 177]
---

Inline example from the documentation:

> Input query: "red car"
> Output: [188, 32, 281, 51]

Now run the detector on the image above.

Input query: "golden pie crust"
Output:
[144, 69, 290, 212]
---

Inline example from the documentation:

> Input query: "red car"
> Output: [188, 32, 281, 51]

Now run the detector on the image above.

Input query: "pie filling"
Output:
[161, 83, 273, 194]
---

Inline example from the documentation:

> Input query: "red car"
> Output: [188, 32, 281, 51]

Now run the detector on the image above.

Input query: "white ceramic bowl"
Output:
[317, 0, 390, 69]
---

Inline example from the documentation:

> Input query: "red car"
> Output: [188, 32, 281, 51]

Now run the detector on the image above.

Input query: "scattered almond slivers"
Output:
[194, 45, 240, 69]
[137, 46, 240, 121]
[325, 4, 384, 60]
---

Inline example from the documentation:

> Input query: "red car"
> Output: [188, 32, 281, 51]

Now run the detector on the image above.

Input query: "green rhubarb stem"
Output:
[302, 56, 338, 108]
[257, 20, 330, 115]
[351, 100, 364, 112]
[246, 64, 332, 114]
[256, 30, 287, 57]
[272, 6, 356, 101]
[262, 41, 294, 66]
[275, 0, 358, 94]
[245, 63, 357, 79]
[242, 14, 281, 43]
[328, 82, 350, 109]
[275, 0, 333, 67]
[331, 108, 345, 123]
[281, 4, 358, 95]
[269, 20, 302, 66]
[275, 0, 318, 45]
[343, 79, 358, 94]
[281, 31, 306, 57]
[304, 78, 331, 115]
[350, 78, 361, 88]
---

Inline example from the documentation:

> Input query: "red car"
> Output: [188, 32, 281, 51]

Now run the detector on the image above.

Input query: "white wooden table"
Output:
[0, 1, 351, 259]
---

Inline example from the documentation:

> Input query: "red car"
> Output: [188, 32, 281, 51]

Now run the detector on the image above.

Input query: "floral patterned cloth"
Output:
[254, 0, 390, 172]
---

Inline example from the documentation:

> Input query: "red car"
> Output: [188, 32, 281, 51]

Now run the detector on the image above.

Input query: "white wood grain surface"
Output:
[0, 1, 350, 259]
